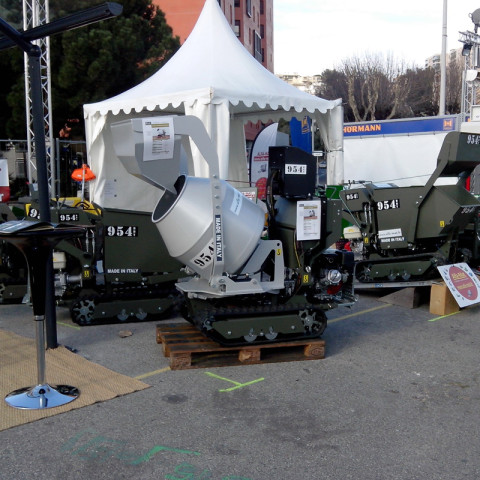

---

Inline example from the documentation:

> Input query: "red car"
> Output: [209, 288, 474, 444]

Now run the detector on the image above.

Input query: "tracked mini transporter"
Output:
[31, 201, 185, 325]
[340, 131, 480, 285]
[0, 198, 186, 324]
[110, 115, 356, 345]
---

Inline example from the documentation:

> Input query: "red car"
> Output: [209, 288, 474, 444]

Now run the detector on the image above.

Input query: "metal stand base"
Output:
[0, 220, 85, 411]
[5, 383, 79, 410]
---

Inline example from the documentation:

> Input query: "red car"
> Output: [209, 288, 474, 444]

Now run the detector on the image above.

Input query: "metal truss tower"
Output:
[459, 30, 480, 120]
[23, 0, 55, 197]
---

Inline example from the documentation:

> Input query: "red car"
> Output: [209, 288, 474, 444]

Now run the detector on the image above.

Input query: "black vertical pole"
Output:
[28, 47, 57, 348]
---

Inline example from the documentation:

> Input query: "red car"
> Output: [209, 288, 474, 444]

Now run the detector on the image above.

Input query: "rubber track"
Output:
[354, 252, 445, 283]
[70, 284, 181, 325]
[190, 301, 329, 347]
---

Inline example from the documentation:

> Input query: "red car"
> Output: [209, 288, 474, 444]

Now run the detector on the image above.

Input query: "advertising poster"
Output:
[296, 200, 321, 240]
[250, 123, 279, 199]
[142, 117, 174, 161]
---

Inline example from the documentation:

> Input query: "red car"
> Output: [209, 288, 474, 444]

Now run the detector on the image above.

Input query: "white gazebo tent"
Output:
[83, 0, 344, 212]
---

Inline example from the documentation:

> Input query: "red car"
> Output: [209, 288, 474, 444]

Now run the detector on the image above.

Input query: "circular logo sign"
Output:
[448, 265, 478, 301]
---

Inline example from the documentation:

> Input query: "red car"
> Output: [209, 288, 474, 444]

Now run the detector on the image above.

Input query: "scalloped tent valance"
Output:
[83, 0, 344, 212]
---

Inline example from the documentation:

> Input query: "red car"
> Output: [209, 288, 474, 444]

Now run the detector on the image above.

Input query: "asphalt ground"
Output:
[0, 289, 479, 480]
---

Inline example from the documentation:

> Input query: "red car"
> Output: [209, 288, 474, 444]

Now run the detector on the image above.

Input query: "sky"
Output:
[273, 0, 480, 75]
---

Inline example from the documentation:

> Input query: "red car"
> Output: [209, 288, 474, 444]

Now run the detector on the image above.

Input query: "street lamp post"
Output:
[439, 0, 447, 116]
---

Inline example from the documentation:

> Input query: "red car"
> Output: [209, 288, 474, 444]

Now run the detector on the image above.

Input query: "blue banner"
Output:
[290, 116, 312, 153]
[344, 116, 457, 137]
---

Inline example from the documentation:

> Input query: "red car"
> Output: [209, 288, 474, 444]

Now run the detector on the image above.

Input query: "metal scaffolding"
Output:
[22, 0, 55, 197]
[459, 30, 480, 120]
[459, 9, 480, 121]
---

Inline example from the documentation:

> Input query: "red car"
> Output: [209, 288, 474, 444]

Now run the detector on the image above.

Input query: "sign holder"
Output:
[437, 262, 480, 308]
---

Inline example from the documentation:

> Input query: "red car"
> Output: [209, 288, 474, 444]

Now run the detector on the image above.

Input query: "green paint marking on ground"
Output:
[135, 366, 170, 379]
[329, 303, 392, 324]
[428, 310, 461, 322]
[205, 371, 264, 392]
[219, 377, 265, 392]
[57, 321, 81, 330]
[129, 446, 201, 465]
[205, 371, 242, 386]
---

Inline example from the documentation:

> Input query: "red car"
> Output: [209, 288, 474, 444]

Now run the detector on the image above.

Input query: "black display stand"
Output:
[1, 220, 84, 409]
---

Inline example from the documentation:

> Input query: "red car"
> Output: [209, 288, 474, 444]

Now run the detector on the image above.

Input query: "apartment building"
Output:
[276, 73, 322, 95]
[425, 47, 463, 70]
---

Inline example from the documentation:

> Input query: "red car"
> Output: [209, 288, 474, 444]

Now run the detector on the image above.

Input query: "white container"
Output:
[53, 251, 67, 270]
[343, 225, 362, 240]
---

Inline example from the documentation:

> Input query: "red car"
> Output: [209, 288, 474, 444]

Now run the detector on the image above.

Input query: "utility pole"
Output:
[439, 0, 447, 116]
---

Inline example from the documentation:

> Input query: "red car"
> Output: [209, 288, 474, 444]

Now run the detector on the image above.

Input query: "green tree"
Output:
[0, 0, 22, 27]
[51, 0, 180, 138]
[0, 49, 24, 139]
[315, 69, 348, 107]
[0, 0, 180, 139]
[0, 1, 24, 138]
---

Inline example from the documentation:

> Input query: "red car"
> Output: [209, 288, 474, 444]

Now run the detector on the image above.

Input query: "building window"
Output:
[246, 0, 252, 17]
[260, 0, 264, 15]
[260, 24, 264, 39]
[254, 31, 262, 61]
[234, 0, 240, 7]
[234, 19, 241, 37]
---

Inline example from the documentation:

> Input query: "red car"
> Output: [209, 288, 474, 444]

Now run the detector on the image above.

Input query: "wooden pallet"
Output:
[156, 322, 325, 370]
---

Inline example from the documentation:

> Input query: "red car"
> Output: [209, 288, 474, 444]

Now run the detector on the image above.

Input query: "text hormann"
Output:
[344, 124, 381, 133]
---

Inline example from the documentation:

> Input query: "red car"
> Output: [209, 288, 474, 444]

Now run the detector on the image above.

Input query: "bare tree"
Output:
[317, 51, 466, 121]
[337, 53, 410, 121]
[401, 67, 437, 117]
[446, 56, 463, 114]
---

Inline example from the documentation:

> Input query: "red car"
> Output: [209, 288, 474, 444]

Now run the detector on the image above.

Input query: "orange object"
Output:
[71, 165, 96, 182]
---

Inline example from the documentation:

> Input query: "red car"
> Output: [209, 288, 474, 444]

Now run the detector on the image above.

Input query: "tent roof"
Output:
[83, 0, 340, 119]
